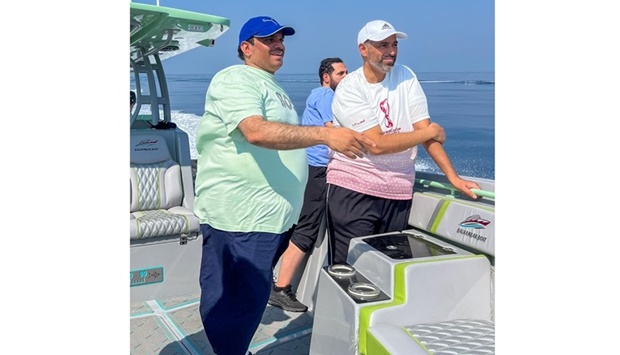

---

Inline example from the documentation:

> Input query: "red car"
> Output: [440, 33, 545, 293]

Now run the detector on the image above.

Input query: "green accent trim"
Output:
[357, 255, 485, 355]
[403, 325, 432, 353]
[422, 197, 446, 231]
[430, 198, 451, 233]
[366, 331, 391, 355]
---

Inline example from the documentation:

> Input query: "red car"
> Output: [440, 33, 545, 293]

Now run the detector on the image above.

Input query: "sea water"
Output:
[157, 72, 494, 179]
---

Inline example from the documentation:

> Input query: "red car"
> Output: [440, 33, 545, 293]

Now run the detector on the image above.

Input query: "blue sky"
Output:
[131, 0, 494, 74]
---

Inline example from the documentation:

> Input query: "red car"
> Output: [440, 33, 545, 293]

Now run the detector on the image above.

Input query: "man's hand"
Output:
[428, 122, 446, 144]
[450, 177, 481, 199]
[325, 127, 376, 159]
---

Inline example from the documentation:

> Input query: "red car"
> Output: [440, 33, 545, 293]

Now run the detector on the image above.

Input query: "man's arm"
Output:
[238, 115, 375, 159]
[413, 119, 480, 198]
[361, 122, 445, 155]
[331, 78, 442, 155]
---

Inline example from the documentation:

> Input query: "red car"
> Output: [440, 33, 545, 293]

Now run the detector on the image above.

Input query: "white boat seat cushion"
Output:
[368, 319, 494, 355]
[405, 319, 495, 354]
[130, 134, 199, 239]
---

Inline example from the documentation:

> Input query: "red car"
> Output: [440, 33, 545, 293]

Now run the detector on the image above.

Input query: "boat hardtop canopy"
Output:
[130, 2, 230, 62]
[130, 2, 230, 127]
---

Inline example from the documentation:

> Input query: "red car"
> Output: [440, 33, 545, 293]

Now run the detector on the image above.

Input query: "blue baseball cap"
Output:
[238, 16, 295, 46]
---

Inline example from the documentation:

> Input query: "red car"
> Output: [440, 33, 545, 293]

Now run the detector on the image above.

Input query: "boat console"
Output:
[310, 230, 492, 354]
[310, 175, 496, 355]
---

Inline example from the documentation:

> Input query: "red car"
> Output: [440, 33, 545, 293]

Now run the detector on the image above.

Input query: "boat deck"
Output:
[130, 293, 312, 354]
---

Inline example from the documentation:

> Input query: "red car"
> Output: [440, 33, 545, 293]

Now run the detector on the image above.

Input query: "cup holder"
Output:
[327, 264, 357, 278]
[347, 282, 381, 301]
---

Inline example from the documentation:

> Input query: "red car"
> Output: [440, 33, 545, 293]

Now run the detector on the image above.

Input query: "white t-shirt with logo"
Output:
[328, 64, 429, 200]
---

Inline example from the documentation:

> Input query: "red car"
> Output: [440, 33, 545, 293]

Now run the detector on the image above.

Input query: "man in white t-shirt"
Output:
[327, 19, 481, 265]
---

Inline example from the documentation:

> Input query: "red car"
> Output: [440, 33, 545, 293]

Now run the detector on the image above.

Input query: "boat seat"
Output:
[130, 133, 199, 240]
[367, 319, 495, 355]
[408, 191, 495, 257]
[356, 254, 493, 355]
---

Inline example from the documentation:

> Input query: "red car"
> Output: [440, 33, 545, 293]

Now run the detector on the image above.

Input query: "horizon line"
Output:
[164, 70, 496, 75]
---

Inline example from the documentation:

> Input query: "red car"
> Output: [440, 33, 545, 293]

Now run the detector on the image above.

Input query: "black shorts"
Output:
[326, 184, 412, 265]
[290, 165, 328, 253]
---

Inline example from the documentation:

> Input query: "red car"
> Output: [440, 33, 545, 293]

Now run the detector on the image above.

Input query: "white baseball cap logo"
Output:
[357, 20, 407, 44]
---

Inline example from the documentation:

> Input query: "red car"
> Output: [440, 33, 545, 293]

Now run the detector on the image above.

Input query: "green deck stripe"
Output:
[404, 324, 432, 353]
[430, 199, 451, 233]
[424, 198, 447, 231]
[366, 330, 391, 355]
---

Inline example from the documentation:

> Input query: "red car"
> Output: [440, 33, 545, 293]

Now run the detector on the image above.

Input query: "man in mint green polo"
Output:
[193, 16, 375, 355]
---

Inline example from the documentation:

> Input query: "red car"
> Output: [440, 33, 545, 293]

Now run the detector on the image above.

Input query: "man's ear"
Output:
[322, 72, 330, 85]
[240, 41, 252, 58]
[358, 42, 368, 57]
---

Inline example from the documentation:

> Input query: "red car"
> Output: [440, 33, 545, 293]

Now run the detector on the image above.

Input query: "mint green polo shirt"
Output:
[194, 65, 307, 234]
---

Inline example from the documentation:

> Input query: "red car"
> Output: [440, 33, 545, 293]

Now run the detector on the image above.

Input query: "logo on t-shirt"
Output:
[379, 99, 394, 128]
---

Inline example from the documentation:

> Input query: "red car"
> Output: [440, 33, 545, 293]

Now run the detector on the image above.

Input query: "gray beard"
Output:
[370, 58, 394, 73]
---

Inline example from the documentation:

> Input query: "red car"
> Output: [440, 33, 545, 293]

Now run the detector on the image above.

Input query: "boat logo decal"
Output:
[458, 214, 490, 229]
[134, 139, 160, 152]
[456, 215, 490, 243]
[136, 139, 158, 147]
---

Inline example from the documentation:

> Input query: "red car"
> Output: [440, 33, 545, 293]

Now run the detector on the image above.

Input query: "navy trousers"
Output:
[199, 224, 289, 355]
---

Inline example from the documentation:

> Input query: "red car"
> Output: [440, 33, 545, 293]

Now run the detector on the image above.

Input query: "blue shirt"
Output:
[301, 86, 334, 167]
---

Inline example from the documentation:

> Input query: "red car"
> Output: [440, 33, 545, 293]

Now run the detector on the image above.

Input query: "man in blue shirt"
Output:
[269, 58, 348, 312]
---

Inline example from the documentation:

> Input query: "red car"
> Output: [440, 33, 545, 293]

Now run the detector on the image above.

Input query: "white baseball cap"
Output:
[357, 20, 407, 45]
